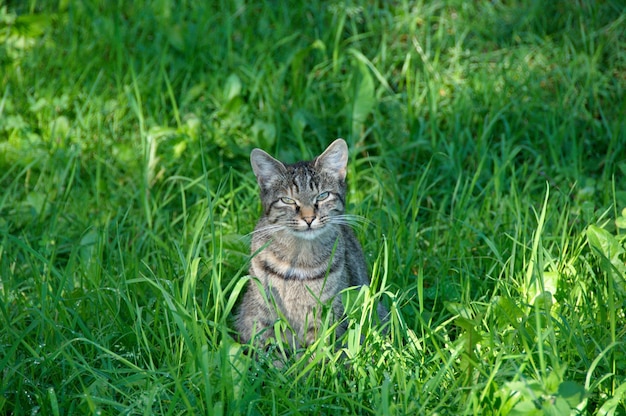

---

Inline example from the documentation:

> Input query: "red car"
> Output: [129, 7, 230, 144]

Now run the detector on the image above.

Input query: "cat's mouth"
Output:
[292, 225, 325, 240]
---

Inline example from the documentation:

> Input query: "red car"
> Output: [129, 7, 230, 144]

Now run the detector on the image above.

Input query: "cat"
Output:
[234, 138, 386, 351]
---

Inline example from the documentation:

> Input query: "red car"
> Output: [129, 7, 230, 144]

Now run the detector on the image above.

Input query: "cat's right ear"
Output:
[250, 148, 286, 189]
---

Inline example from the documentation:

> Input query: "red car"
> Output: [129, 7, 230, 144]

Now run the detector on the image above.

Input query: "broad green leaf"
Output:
[50, 115, 70, 138]
[586, 224, 624, 263]
[166, 24, 184, 52]
[586, 224, 626, 295]
[493, 296, 525, 329]
[224, 73, 242, 102]
[557, 381, 586, 408]
[183, 113, 201, 140]
[616, 215, 626, 229]
[350, 61, 375, 138]
[510, 400, 542, 416]
[148, 125, 178, 140]
[533, 290, 553, 310]
[14, 14, 50, 38]
[26, 191, 47, 216]
[251, 120, 276, 149]
[444, 301, 474, 319]
[542, 271, 559, 297]
[182, 83, 206, 107]
[227, 342, 250, 400]
[544, 396, 573, 416]
[454, 316, 483, 346]
[597, 381, 626, 416]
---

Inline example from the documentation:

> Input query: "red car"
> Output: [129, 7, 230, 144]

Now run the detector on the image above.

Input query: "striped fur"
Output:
[234, 139, 382, 349]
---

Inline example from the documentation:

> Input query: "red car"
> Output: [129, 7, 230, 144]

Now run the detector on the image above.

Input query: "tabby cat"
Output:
[234, 139, 385, 349]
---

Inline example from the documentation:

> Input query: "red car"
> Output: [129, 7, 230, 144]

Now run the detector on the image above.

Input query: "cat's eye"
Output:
[280, 197, 296, 204]
[316, 192, 330, 201]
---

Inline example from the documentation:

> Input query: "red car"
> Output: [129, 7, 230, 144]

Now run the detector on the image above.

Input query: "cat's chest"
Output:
[269, 275, 335, 304]
[254, 246, 343, 279]
[251, 236, 347, 297]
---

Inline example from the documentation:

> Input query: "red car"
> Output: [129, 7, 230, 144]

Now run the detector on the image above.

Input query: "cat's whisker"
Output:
[246, 224, 287, 239]
[336, 213, 370, 222]
[250, 228, 283, 239]
[330, 214, 371, 228]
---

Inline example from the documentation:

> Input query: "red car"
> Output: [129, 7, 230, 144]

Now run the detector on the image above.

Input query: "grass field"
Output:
[1, 0, 625, 414]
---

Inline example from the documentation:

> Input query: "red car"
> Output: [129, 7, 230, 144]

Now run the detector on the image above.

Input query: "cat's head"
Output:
[250, 139, 349, 240]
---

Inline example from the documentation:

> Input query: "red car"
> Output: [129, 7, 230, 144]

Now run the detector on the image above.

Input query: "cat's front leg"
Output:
[235, 287, 277, 347]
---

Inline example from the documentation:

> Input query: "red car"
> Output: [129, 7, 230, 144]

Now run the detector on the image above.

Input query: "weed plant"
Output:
[1, 0, 625, 414]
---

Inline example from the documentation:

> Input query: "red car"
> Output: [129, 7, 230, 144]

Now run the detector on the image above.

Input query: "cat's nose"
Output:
[302, 216, 316, 227]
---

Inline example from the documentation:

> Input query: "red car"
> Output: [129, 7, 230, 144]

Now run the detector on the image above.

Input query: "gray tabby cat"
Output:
[235, 139, 385, 349]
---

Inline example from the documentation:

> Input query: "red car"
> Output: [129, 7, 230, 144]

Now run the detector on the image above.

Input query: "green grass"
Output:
[1, 0, 625, 414]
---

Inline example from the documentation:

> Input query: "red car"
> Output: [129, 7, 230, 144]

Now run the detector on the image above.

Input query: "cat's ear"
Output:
[250, 148, 286, 189]
[315, 138, 348, 181]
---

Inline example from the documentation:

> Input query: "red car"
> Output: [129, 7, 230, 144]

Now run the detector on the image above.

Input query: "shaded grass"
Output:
[1, 0, 625, 414]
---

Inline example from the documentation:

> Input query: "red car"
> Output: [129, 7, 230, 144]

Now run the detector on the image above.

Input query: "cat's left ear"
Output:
[315, 138, 348, 181]
[250, 148, 287, 190]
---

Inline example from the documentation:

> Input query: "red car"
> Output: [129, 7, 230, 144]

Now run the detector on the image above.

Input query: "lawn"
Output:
[1, 0, 625, 414]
